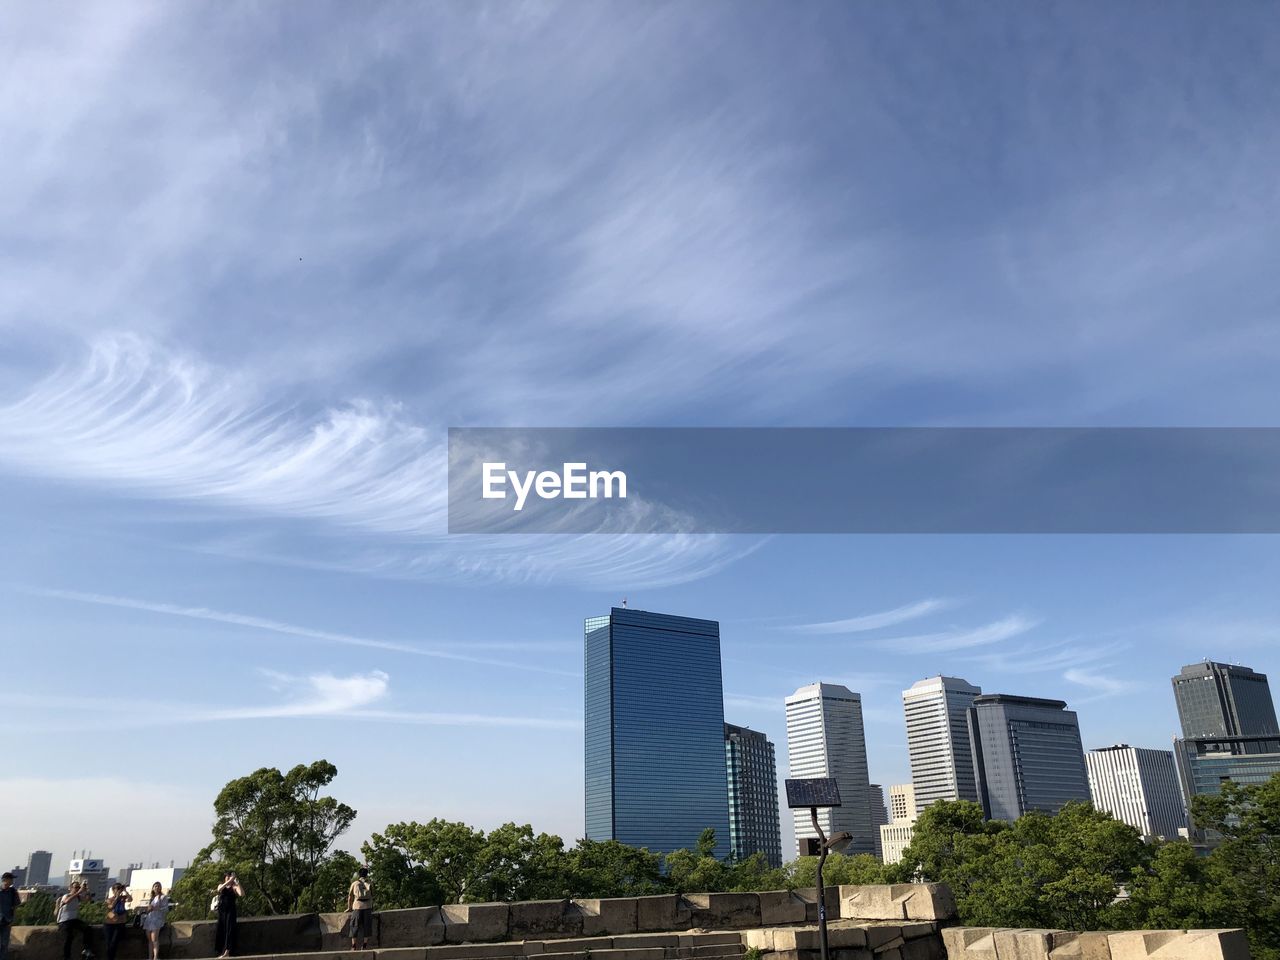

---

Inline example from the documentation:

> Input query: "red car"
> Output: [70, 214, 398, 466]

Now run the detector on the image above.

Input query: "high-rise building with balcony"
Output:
[584, 607, 730, 857]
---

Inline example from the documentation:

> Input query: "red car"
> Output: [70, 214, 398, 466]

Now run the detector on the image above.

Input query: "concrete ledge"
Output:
[839, 886, 957, 923]
[635, 896, 692, 933]
[1107, 929, 1250, 960]
[509, 900, 582, 940]
[940, 927, 1251, 960]
[681, 894, 761, 930]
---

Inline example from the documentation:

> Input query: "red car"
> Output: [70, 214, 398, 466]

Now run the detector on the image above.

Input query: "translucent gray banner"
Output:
[447, 428, 1280, 534]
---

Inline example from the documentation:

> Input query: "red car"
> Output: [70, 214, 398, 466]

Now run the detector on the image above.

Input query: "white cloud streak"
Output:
[787, 598, 956, 635]
[876, 614, 1039, 654]
[22, 585, 582, 678]
[0, 336, 754, 587]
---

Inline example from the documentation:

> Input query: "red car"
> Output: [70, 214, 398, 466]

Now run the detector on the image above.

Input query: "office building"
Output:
[870, 784, 889, 860]
[785, 682, 877, 857]
[584, 608, 730, 857]
[879, 783, 918, 864]
[968, 694, 1091, 820]
[24, 851, 51, 887]
[1172, 661, 1278, 739]
[888, 783, 917, 823]
[903, 676, 982, 814]
[1085, 744, 1186, 839]
[724, 723, 783, 867]
[67, 857, 110, 898]
[1175, 734, 1280, 800]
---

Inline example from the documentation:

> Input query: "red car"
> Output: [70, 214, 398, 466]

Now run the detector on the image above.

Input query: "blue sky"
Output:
[2, 1, 1280, 872]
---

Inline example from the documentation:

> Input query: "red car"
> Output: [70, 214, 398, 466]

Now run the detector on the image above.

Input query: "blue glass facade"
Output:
[584, 608, 730, 857]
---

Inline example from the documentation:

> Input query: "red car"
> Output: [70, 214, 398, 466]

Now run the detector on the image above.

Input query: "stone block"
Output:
[940, 927, 998, 960]
[617, 935, 681, 949]
[438, 902, 513, 944]
[427, 944, 525, 960]
[833, 951, 874, 960]
[380, 949, 432, 960]
[529, 937, 615, 955]
[902, 924, 936, 941]
[793, 887, 842, 923]
[827, 926, 869, 949]
[865, 927, 904, 950]
[900, 937, 945, 960]
[510, 900, 583, 940]
[575, 898, 639, 937]
[841, 887, 909, 922]
[678, 933, 745, 948]
[993, 929, 1053, 960]
[904, 887, 957, 923]
[1042, 932, 1111, 960]
[1107, 929, 1250, 960]
[744, 929, 777, 952]
[236, 912, 323, 955]
[380, 907, 447, 948]
[681, 894, 761, 930]
[760, 891, 809, 926]
[165, 920, 218, 960]
[772, 928, 821, 952]
[635, 896, 691, 933]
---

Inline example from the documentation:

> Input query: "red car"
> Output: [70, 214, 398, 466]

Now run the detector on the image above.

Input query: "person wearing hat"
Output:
[0, 872, 20, 960]
[345, 868, 373, 951]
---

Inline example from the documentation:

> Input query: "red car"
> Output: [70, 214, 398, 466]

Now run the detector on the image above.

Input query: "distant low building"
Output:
[125, 867, 186, 896]
[67, 858, 110, 899]
[879, 783, 918, 864]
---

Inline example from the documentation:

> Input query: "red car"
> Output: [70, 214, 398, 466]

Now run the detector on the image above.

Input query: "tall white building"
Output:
[903, 676, 982, 814]
[1086, 744, 1186, 839]
[879, 783, 918, 864]
[785, 682, 876, 857]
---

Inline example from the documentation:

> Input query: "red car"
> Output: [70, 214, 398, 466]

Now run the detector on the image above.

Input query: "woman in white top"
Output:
[142, 883, 170, 960]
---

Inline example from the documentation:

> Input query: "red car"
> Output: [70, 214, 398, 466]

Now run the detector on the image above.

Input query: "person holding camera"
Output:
[1, 872, 20, 960]
[102, 883, 132, 960]
[141, 882, 169, 960]
[57, 881, 95, 960]
[345, 868, 373, 951]
[213, 873, 243, 959]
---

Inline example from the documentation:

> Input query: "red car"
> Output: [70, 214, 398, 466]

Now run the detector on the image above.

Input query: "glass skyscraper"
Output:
[584, 607, 730, 857]
[967, 694, 1091, 821]
[1171, 661, 1279, 738]
[724, 723, 783, 867]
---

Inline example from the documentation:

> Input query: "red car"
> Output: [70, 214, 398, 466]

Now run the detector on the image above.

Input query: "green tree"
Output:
[13, 891, 55, 926]
[1184, 776, 1280, 960]
[564, 839, 665, 898]
[786, 852, 887, 889]
[361, 824, 447, 909]
[895, 799, 1150, 931]
[362, 820, 484, 904]
[469, 823, 570, 902]
[724, 852, 787, 893]
[1126, 840, 1230, 933]
[177, 760, 356, 916]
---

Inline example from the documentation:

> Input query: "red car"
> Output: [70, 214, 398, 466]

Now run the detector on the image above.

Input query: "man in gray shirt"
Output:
[57, 882, 95, 960]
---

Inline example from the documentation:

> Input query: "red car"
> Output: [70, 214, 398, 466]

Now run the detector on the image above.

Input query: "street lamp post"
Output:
[785, 778, 845, 960]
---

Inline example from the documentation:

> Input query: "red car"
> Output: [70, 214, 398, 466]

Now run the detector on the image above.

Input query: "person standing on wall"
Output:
[141, 882, 169, 960]
[213, 873, 243, 959]
[57, 881, 95, 960]
[103, 883, 133, 960]
[345, 868, 373, 951]
[0, 872, 20, 960]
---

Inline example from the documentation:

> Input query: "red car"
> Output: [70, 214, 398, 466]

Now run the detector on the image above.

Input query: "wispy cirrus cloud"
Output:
[21, 585, 582, 677]
[9, 670, 580, 731]
[964, 636, 1123, 675]
[0, 337, 754, 587]
[876, 614, 1039, 654]
[787, 598, 957, 635]
[1063, 667, 1140, 703]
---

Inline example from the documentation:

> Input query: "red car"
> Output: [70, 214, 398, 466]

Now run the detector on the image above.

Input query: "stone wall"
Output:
[940, 925, 1252, 960]
[5, 886, 1251, 960]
